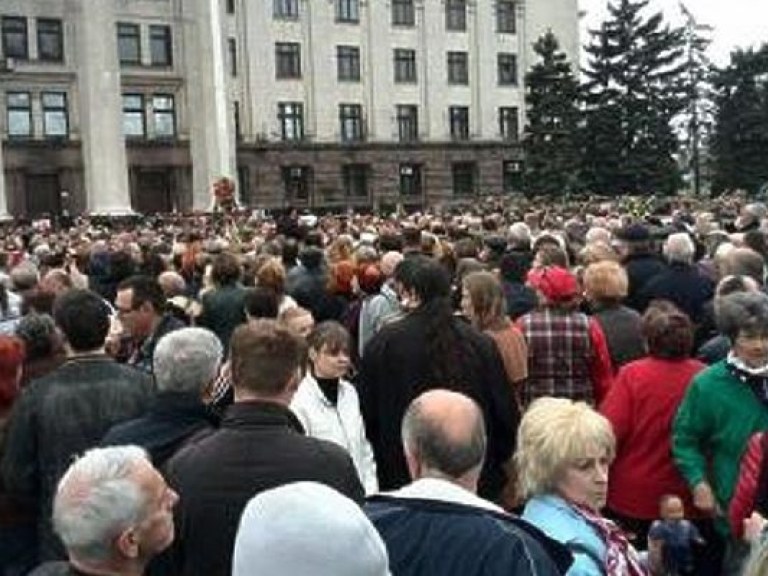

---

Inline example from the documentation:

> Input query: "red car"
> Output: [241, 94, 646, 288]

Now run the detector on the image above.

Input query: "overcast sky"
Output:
[578, 0, 768, 66]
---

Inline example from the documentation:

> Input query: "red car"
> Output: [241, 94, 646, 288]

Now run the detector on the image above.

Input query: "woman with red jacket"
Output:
[600, 301, 705, 546]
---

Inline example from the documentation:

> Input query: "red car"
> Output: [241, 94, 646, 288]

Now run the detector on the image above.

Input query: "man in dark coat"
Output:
[1, 289, 154, 563]
[164, 320, 364, 576]
[617, 223, 668, 312]
[358, 256, 518, 502]
[196, 252, 247, 350]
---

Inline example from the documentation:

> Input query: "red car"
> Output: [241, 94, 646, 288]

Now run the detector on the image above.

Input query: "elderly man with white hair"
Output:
[101, 327, 223, 466]
[637, 232, 715, 325]
[28, 446, 178, 576]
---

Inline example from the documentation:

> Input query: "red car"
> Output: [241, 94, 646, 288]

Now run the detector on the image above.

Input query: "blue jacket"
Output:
[523, 495, 606, 576]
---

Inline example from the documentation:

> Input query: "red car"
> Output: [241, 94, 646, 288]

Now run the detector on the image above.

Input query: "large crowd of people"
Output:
[3, 193, 768, 575]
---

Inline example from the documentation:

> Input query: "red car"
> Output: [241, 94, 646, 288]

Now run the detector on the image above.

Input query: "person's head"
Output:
[15, 312, 61, 363]
[716, 291, 768, 368]
[395, 255, 451, 311]
[642, 301, 694, 359]
[507, 222, 532, 251]
[663, 233, 696, 265]
[515, 397, 615, 511]
[244, 287, 280, 320]
[40, 268, 73, 296]
[278, 306, 315, 339]
[307, 322, 351, 380]
[379, 251, 404, 279]
[526, 266, 580, 310]
[54, 289, 111, 353]
[153, 328, 222, 398]
[461, 271, 506, 331]
[232, 482, 390, 576]
[582, 260, 628, 306]
[52, 446, 178, 571]
[157, 271, 186, 298]
[579, 241, 619, 266]
[401, 389, 487, 492]
[210, 252, 242, 286]
[255, 258, 287, 296]
[9, 262, 39, 292]
[659, 494, 685, 522]
[724, 247, 765, 286]
[533, 243, 569, 269]
[0, 335, 24, 411]
[115, 276, 166, 340]
[229, 319, 307, 403]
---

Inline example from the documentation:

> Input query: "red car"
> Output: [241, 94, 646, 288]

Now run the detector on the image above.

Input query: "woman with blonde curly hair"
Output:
[518, 397, 646, 576]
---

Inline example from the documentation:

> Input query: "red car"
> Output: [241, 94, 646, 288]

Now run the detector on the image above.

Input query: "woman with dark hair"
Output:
[358, 255, 517, 502]
[197, 251, 247, 349]
[14, 313, 65, 386]
[600, 301, 705, 548]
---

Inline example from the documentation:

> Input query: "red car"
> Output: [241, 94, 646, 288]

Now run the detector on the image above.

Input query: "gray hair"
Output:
[664, 233, 695, 264]
[153, 327, 223, 393]
[53, 446, 150, 562]
[716, 291, 768, 341]
[401, 391, 486, 479]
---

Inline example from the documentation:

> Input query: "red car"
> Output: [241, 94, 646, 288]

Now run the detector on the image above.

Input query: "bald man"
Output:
[365, 390, 572, 576]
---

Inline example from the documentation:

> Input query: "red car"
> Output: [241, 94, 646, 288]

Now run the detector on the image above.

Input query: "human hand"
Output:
[743, 512, 768, 543]
[692, 481, 716, 515]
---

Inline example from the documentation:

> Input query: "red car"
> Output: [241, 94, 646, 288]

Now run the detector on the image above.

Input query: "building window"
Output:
[122, 93, 145, 137]
[275, 42, 301, 79]
[117, 23, 141, 65]
[499, 106, 519, 141]
[447, 51, 468, 84]
[497, 0, 516, 33]
[498, 53, 518, 85]
[282, 166, 311, 201]
[343, 164, 369, 198]
[503, 160, 523, 192]
[445, 0, 467, 31]
[336, 0, 360, 23]
[452, 162, 477, 196]
[397, 105, 418, 142]
[449, 106, 469, 141]
[37, 19, 63, 62]
[399, 163, 422, 197]
[2, 17, 28, 60]
[274, 0, 299, 19]
[228, 38, 237, 76]
[339, 104, 363, 142]
[6, 92, 32, 138]
[278, 102, 304, 141]
[152, 95, 175, 138]
[226, 0, 235, 14]
[394, 49, 416, 83]
[42, 92, 68, 138]
[337, 45, 360, 81]
[234, 101, 242, 140]
[392, 0, 415, 26]
[149, 25, 172, 67]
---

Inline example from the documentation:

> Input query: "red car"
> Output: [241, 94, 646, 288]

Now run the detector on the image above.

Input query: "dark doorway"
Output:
[134, 170, 172, 214]
[25, 174, 61, 218]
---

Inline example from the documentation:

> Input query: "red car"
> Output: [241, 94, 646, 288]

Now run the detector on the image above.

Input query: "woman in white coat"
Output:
[291, 321, 379, 494]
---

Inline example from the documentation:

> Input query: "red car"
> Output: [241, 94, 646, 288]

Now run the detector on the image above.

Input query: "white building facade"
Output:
[0, 0, 578, 216]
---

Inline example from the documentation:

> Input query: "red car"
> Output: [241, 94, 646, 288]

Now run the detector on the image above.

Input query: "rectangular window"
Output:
[397, 105, 418, 142]
[497, 0, 516, 34]
[394, 48, 416, 83]
[399, 163, 422, 197]
[452, 162, 477, 196]
[117, 23, 141, 65]
[152, 94, 175, 138]
[2, 17, 28, 59]
[228, 38, 237, 76]
[6, 92, 31, 138]
[503, 160, 523, 192]
[392, 0, 415, 26]
[498, 53, 518, 85]
[122, 93, 145, 137]
[226, 0, 235, 14]
[42, 92, 68, 137]
[449, 106, 469, 141]
[447, 51, 468, 84]
[149, 25, 172, 67]
[278, 102, 304, 141]
[275, 42, 301, 79]
[343, 164, 369, 198]
[445, 0, 467, 31]
[499, 106, 519, 141]
[337, 45, 360, 81]
[37, 18, 63, 62]
[234, 101, 242, 140]
[336, 0, 360, 23]
[282, 166, 311, 201]
[274, 0, 299, 19]
[339, 104, 363, 142]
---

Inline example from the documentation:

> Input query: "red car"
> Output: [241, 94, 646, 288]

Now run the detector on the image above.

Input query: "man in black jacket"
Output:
[164, 319, 364, 576]
[1, 289, 154, 563]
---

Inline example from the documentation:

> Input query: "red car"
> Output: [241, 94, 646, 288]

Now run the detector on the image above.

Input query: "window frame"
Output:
[278, 102, 304, 141]
[6, 91, 32, 139]
[496, 0, 516, 34]
[117, 22, 141, 66]
[275, 42, 301, 79]
[452, 162, 477, 196]
[274, 0, 300, 20]
[2, 16, 28, 60]
[339, 103, 364, 143]
[499, 106, 519, 142]
[394, 48, 417, 83]
[336, 0, 360, 23]
[122, 93, 146, 138]
[149, 24, 172, 67]
[342, 164, 369, 198]
[497, 53, 518, 86]
[282, 165, 311, 201]
[336, 45, 361, 82]
[41, 91, 69, 138]
[228, 38, 238, 77]
[36, 18, 63, 62]
[396, 104, 419, 143]
[447, 51, 469, 85]
[445, 0, 467, 32]
[449, 106, 470, 141]
[151, 94, 176, 139]
[392, 0, 415, 27]
[399, 163, 422, 197]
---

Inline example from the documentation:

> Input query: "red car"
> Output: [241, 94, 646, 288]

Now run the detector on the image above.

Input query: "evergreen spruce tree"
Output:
[523, 31, 582, 196]
[582, 0, 687, 195]
[711, 45, 768, 195]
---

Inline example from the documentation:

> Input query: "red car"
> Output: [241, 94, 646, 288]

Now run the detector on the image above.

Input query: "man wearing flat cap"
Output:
[615, 223, 668, 312]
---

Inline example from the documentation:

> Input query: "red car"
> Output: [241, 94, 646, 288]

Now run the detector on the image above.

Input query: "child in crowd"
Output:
[647, 494, 704, 576]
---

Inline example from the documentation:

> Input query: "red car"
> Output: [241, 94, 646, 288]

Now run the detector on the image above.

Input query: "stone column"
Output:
[0, 139, 11, 219]
[185, 0, 236, 211]
[76, 0, 133, 214]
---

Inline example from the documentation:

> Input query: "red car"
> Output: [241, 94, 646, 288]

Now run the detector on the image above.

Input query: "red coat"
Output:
[729, 432, 764, 539]
[600, 356, 705, 519]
